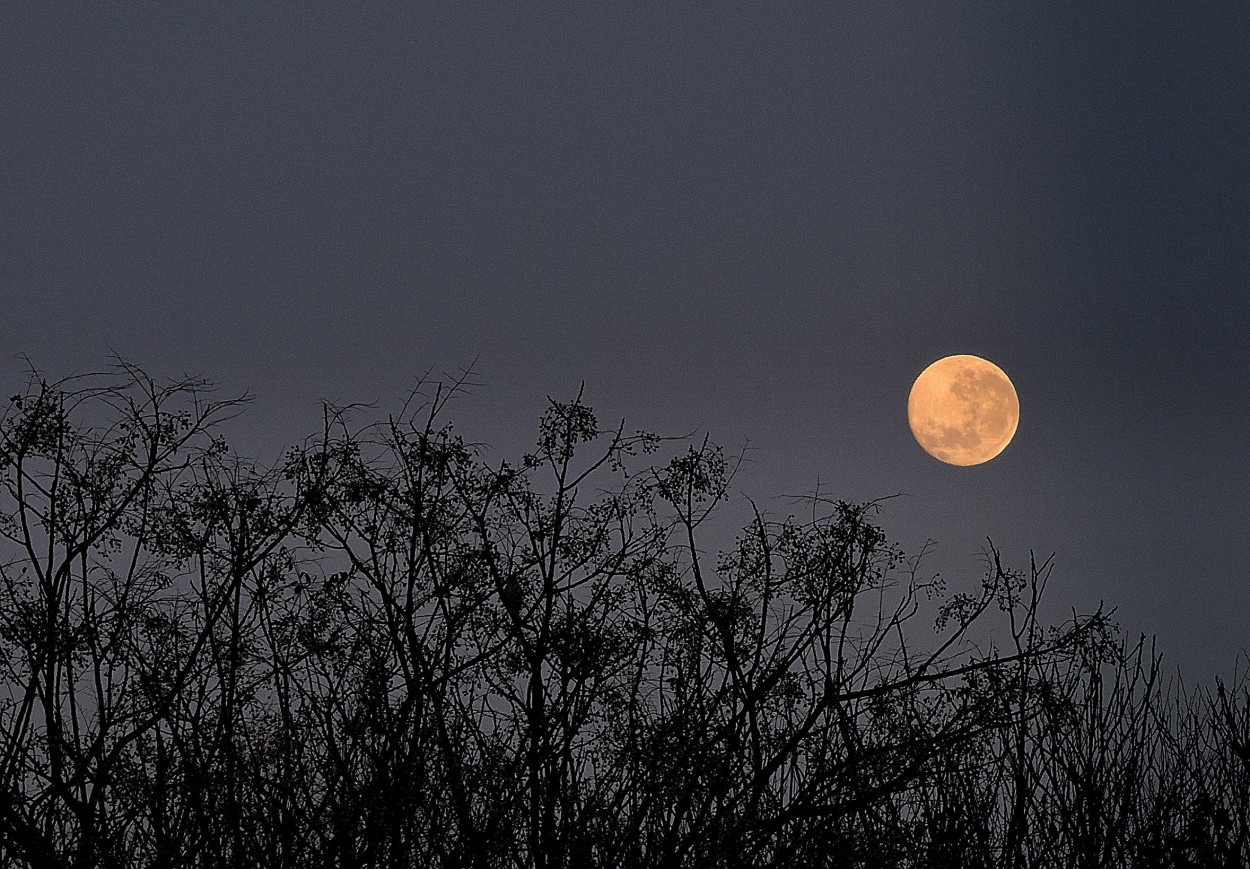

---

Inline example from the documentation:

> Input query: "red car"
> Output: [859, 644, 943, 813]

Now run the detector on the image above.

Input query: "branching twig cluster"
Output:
[0, 365, 1241, 868]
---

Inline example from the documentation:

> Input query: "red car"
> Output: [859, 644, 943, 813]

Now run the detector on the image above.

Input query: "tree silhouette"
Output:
[0, 363, 1246, 868]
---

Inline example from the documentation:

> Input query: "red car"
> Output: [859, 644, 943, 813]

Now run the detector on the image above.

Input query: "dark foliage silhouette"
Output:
[0, 364, 1246, 868]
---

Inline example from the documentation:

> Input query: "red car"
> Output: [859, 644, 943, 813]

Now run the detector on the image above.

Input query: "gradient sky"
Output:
[2, 3, 1248, 679]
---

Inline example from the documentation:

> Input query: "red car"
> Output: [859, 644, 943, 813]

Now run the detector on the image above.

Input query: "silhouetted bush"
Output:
[0, 364, 1244, 868]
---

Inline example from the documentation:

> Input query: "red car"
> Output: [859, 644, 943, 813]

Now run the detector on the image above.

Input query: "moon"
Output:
[908, 355, 1019, 466]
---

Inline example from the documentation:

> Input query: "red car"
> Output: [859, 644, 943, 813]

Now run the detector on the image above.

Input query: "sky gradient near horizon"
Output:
[2, 3, 1249, 679]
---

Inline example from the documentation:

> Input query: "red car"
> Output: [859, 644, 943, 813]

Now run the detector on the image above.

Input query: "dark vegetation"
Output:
[1, 364, 1247, 868]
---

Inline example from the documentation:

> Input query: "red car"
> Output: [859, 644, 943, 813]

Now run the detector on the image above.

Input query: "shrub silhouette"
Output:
[0, 364, 1245, 868]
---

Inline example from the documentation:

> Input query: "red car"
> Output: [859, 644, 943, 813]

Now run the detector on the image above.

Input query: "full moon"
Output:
[908, 355, 1019, 466]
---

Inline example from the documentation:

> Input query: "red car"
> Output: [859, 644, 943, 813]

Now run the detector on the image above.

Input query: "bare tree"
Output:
[2, 362, 1246, 869]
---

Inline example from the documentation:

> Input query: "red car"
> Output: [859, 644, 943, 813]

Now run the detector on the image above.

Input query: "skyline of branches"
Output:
[0, 363, 1244, 868]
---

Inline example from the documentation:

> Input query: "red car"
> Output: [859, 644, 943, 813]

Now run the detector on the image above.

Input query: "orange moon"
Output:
[908, 355, 1019, 466]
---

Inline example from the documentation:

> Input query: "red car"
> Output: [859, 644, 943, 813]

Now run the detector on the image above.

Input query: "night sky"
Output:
[2, 3, 1248, 680]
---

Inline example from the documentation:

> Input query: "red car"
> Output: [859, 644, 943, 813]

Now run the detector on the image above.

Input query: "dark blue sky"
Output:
[2, 3, 1248, 678]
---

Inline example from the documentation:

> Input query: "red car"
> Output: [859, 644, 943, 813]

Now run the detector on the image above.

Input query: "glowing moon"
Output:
[908, 355, 1019, 466]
